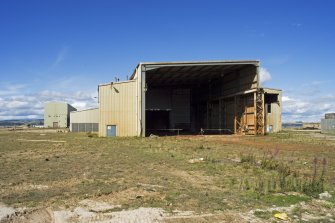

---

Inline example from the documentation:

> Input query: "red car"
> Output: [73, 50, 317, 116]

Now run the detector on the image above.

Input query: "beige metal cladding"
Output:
[70, 108, 99, 131]
[70, 108, 99, 123]
[264, 88, 282, 133]
[99, 80, 138, 137]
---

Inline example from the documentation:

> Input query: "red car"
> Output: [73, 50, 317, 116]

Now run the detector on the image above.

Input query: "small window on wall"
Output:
[267, 103, 271, 114]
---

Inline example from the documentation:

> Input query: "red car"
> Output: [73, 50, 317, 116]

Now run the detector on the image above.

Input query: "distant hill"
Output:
[282, 122, 303, 129]
[0, 119, 44, 127]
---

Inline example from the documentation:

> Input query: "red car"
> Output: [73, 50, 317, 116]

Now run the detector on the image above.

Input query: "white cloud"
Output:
[0, 83, 98, 121]
[50, 47, 68, 69]
[281, 80, 335, 122]
[282, 93, 335, 122]
[6, 101, 30, 109]
[282, 96, 292, 102]
[0, 61, 103, 120]
[259, 67, 272, 85]
[0, 83, 26, 96]
[0, 115, 41, 120]
[72, 102, 88, 110]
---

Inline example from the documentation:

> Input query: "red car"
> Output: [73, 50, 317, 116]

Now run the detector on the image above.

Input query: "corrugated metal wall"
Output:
[71, 123, 99, 132]
[321, 119, 335, 134]
[264, 89, 282, 133]
[70, 109, 99, 123]
[325, 113, 335, 119]
[99, 80, 138, 137]
[70, 108, 99, 132]
[218, 65, 258, 97]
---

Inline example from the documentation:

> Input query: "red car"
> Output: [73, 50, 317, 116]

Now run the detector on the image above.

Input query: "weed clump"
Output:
[254, 210, 272, 219]
[196, 145, 211, 150]
[239, 150, 328, 198]
[87, 132, 98, 138]
[240, 153, 256, 164]
[302, 157, 326, 197]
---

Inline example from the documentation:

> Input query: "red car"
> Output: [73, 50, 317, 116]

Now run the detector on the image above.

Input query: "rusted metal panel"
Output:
[234, 93, 256, 135]
[98, 80, 138, 137]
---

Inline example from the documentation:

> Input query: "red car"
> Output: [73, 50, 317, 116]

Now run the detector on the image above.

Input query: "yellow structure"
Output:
[98, 80, 138, 137]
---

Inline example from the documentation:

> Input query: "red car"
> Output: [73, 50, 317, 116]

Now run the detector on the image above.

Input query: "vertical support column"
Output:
[244, 96, 247, 133]
[224, 101, 227, 129]
[141, 65, 146, 137]
[234, 96, 237, 134]
[219, 99, 221, 130]
[255, 62, 265, 135]
[254, 91, 257, 135]
[262, 92, 265, 135]
[256, 88, 265, 135]
[207, 80, 211, 129]
[206, 102, 209, 128]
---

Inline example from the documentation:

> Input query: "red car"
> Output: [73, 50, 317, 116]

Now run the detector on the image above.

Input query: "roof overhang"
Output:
[262, 88, 282, 94]
[139, 60, 260, 87]
[131, 60, 259, 80]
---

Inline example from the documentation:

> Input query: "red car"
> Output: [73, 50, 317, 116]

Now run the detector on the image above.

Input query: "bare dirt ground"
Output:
[0, 129, 334, 222]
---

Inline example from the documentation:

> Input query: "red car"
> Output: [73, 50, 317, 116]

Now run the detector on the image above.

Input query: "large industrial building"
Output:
[70, 108, 99, 132]
[98, 60, 282, 137]
[44, 102, 77, 128]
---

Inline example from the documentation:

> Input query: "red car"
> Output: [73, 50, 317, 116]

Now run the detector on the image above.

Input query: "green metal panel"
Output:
[44, 102, 77, 128]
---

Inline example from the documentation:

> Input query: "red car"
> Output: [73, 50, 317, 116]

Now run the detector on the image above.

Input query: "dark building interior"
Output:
[144, 63, 260, 136]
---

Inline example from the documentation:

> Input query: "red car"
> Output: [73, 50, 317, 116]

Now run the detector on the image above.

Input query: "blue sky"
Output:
[0, 0, 334, 122]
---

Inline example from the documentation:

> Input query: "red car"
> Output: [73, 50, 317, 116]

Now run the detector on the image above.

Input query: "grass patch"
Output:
[254, 210, 272, 219]
[260, 194, 311, 206]
[0, 129, 334, 214]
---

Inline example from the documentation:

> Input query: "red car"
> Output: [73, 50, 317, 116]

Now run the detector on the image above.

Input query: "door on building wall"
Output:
[106, 125, 116, 137]
[53, 122, 58, 128]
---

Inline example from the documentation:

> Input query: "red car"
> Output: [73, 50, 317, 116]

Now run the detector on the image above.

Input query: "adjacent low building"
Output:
[264, 88, 282, 133]
[70, 108, 99, 132]
[44, 102, 77, 128]
[321, 113, 335, 134]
